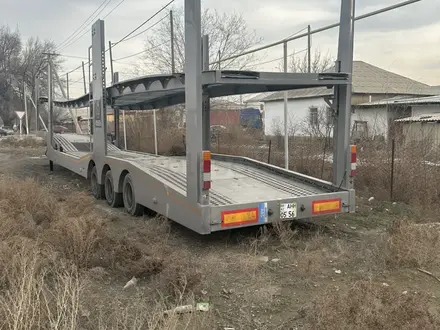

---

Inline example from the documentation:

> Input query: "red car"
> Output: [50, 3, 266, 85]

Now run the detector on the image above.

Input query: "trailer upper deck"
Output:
[51, 70, 349, 110]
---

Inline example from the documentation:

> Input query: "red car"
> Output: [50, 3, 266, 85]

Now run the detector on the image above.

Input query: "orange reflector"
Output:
[203, 151, 211, 161]
[351, 145, 356, 154]
[221, 208, 258, 227]
[312, 199, 342, 215]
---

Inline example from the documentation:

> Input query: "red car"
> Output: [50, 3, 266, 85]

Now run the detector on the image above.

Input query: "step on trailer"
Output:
[46, 0, 357, 234]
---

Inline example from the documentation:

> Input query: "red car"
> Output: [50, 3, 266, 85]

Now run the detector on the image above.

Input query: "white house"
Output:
[356, 95, 440, 140]
[249, 61, 436, 139]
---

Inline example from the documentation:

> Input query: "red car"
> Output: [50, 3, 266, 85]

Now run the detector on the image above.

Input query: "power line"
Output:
[58, 0, 114, 52]
[113, 41, 169, 61]
[250, 48, 308, 67]
[58, 0, 126, 54]
[56, 0, 112, 51]
[59, 54, 88, 60]
[61, 0, 173, 75]
[112, 0, 174, 48]
[220, 0, 422, 63]
[103, 0, 126, 19]
[119, 14, 168, 43]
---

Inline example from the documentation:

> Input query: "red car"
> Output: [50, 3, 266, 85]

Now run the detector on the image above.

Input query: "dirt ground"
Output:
[1, 143, 440, 330]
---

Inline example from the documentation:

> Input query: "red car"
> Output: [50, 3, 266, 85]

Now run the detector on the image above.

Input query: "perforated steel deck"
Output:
[108, 151, 330, 206]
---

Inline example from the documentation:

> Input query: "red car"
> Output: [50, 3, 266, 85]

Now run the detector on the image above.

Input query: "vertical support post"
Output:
[35, 77, 39, 132]
[24, 85, 29, 135]
[201, 34, 211, 204]
[122, 109, 127, 150]
[390, 139, 395, 200]
[267, 139, 272, 164]
[114, 108, 120, 148]
[307, 25, 312, 73]
[170, 10, 176, 73]
[108, 41, 114, 84]
[217, 50, 221, 70]
[202, 35, 210, 150]
[47, 56, 53, 147]
[91, 20, 108, 157]
[283, 41, 289, 170]
[82, 61, 87, 94]
[185, 0, 203, 204]
[114, 73, 120, 148]
[66, 73, 70, 100]
[88, 46, 92, 88]
[332, 0, 355, 188]
[153, 110, 158, 156]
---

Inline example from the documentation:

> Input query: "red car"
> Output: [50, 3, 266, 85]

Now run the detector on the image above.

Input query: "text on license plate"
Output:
[280, 202, 297, 219]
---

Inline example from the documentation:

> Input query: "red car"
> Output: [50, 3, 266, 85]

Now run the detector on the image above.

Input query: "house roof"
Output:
[357, 95, 440, 108]
[395, 112, 440, 123]
[260, 61, 434, 102]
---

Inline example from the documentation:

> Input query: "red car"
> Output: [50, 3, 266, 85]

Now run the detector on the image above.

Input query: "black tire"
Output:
[122, 173, 144, 216]
[104, 170, 122, 207]
[91, 166, 104, 199]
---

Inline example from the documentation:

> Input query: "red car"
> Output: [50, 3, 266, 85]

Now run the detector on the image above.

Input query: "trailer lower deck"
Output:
[107, 150, 329, 205]
[47, 133, 354, 234]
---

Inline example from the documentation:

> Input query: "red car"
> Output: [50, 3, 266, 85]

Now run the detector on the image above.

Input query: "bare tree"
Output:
[0, 25, 22, 125]
[278, 48, 334, 73]
[139, 6, 263, 74]
[302, 105, 334, 178]
[0, 24, 63, 128]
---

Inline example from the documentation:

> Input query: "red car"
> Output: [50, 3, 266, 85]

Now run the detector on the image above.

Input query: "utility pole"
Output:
[53, 67, 81, 134]
[66, 73, 70, 100]
[283, 41, 289, 170]
[307, 25, 312, 73]
[35, 77, 39, 132]
[23, 84, 29, 135]
[82, 61, 87, 94]
[217, 50, 221, 70]
[170, 10, 176, 73]
[109, 41, 114, 84]
[46, 53, 54, 148]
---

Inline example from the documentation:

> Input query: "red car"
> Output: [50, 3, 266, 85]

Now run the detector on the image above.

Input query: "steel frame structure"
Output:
[45, 0, 357, 234]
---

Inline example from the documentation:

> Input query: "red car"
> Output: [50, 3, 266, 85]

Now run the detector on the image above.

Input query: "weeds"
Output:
[307, 280, 440, 330]
[0, 136, 45, 148]
[382, 218, 440, 268]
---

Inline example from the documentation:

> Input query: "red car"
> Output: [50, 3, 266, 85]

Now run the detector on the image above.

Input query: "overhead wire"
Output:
[250, 48, 308, 67]
[112, 0, 174, 47]
[119, 14, 168, 43]
[56, 0, 113, 51]
[62, 1, 172, 75]
[113, 41, 170, 61]
[59, 54, 88, 60]
[58, 0, 115, 52]
[103, 0, 126, 19]
[58, 0, 127, 55]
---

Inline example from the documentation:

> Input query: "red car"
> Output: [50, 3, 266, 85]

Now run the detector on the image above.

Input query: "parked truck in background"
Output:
[210, 107, 263, 130]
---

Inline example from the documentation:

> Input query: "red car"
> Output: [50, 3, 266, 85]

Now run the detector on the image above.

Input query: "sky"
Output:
[1, 0, 439, 98]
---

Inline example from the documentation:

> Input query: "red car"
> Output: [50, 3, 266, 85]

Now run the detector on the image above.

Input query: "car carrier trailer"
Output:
[45, 0, 357, 234]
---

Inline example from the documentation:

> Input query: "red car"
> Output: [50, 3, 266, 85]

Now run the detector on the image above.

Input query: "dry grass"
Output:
[0, 136, 45, 148]
[381, 218, 440, 269]
[0, 176, 210, 329]
[306, 280, 440, 330]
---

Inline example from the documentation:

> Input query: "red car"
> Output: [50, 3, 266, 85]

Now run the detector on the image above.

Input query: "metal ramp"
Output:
[53, 133, 120, 153]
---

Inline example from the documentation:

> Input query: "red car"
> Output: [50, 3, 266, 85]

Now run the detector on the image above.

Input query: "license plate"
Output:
[280, 202, 296, 219]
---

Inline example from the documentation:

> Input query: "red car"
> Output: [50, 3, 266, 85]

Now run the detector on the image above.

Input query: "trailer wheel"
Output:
[91, 166, 104, 199]
[122, 173, 143, 216]
[104, 170, 122, 207]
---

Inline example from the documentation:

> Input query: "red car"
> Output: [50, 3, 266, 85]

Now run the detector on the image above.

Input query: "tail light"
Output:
[202, 150, 211, 190]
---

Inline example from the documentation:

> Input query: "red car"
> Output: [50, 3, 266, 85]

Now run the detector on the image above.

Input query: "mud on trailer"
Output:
[45, 0, 357, 234]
